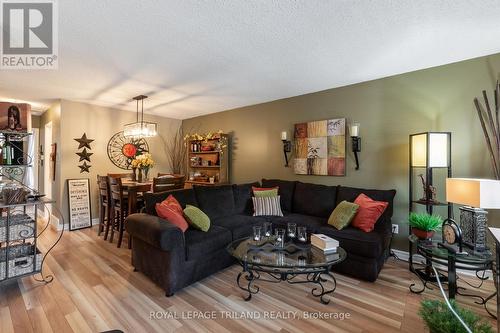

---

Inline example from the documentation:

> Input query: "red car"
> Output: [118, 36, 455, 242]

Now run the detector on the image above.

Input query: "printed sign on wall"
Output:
[67, 178, 92, 230]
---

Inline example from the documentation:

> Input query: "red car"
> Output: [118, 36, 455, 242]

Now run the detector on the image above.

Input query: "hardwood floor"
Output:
[0, 225, 497, 333]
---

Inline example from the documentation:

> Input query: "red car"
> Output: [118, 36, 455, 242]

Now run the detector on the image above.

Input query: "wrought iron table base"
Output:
[410, 260, 496, 318]
[236, 264, 337, 304]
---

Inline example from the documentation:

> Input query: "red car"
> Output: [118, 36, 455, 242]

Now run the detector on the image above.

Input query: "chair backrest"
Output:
[153, 174, 185, 193]
[97, 175, 109, 204]
[108, 176, 124, 208]
[108, 173, 133, 179]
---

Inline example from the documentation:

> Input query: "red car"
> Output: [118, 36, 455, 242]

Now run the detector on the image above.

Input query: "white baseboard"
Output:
[391, 249, 493, 279]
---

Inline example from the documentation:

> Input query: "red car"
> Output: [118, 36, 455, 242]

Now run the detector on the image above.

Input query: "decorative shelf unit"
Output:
[408, 132, 452, 273]
[0, 198, 56, 282]
[0, 131, 33, 182]
[185, 134, 229, 188]
[0, 131, 60, 284]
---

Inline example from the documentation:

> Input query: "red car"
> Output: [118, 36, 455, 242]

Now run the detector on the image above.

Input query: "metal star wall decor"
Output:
[74, 133, 94, 149]
[78, 161, 91, 173]
[76, 148, 93, 162]
[75, 133, 94, 173]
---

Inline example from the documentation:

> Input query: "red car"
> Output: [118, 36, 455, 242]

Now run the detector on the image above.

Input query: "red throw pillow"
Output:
[252, 186, 279, 192]
[351, 193, 389, 232]
[155, 204, 189, 232]
[159, 194, 183, 214]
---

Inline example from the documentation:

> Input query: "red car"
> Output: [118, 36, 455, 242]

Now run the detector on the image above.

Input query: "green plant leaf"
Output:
[409, 212, 443, 231]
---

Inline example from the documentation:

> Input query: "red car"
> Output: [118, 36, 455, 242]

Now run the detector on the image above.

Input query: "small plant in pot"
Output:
[419, 299, 493, 333]
[409, 212, 443, 240]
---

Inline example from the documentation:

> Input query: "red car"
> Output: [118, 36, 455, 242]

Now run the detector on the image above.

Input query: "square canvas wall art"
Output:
[293, 118, 346, 176]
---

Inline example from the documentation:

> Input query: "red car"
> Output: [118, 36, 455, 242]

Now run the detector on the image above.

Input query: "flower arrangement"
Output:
[131, 153, 155, 169]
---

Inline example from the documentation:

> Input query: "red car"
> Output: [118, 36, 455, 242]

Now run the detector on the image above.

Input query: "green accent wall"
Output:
[183, 54, 500, 250]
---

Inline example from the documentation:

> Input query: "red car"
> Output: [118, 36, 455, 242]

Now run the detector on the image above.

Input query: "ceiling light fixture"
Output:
[123, 95, 158, 138]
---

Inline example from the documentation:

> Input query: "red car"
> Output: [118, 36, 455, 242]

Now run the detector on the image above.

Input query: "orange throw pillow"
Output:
[351, 193, 389, 232]
[159, 194, 183, 214]
[155, 204, 189, 232]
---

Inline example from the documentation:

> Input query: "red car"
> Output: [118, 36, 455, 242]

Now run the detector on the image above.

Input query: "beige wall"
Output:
[31, 115, 41, 129]
[40, 100, 181, 225]
[183, 54, 500, 250]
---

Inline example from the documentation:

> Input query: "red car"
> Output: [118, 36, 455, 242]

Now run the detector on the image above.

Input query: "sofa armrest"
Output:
[125, 213, 185, 252]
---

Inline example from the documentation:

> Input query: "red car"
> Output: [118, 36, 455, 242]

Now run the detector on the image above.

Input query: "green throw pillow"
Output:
[183, 205, 211, 232]
[254, 189, 278, 198]
[328, 201, 359, 230]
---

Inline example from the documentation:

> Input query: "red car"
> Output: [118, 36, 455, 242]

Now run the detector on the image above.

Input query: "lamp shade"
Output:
[123, 121, 157, 138]
[446, 178, 500, 209]
[410, 132, 450, 168]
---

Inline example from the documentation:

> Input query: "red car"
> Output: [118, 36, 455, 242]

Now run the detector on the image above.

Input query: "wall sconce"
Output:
[281, 131, 292, 167]
[351, 122, 361, 170]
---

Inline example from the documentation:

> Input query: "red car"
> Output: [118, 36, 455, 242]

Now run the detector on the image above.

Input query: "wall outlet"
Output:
[392, 224, 399, 234]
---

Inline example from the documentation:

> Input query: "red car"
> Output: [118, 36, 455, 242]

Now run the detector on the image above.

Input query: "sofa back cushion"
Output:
[261, 179, 296, 212]
[293, 182, 338, 218]
[336, 186, 396, 234]
[233, 182, 260, 214]
[144, 189, 198, 216]
[193, 185, 235, 220]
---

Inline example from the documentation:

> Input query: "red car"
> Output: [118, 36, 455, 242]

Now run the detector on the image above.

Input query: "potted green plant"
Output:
[419, 299, 493, 333]
[409, 212, 443, 239]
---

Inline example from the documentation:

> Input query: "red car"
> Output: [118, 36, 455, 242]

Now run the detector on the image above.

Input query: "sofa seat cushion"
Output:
[213, 215, 268, 240]
[184, 225, 232, 261]
[293, 182, 338, 218]
[262, 179, 296, 212]
[266, 213, 326, 233]
[193, 185, 235, 219]
[318, 226, 384, 259]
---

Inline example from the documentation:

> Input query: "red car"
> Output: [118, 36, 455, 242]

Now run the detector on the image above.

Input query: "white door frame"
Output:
[43, 121, 52, 219]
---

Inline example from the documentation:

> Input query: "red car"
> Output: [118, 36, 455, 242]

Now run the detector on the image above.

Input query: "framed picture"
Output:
[293, 118, 346, 176]
[67, 178, 92, 231]
[0, 102, 31, 132]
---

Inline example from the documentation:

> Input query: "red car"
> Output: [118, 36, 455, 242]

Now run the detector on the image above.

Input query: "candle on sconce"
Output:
[281, 131, 288, 141]
[351, 122, 360, 137]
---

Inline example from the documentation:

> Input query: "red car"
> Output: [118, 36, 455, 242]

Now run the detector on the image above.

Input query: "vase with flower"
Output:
[131, 153, 155, 182]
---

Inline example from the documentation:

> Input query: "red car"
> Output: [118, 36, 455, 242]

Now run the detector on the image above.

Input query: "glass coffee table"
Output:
[226, 237, 347, 304]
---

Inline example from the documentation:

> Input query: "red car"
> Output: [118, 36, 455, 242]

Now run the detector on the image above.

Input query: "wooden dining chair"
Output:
[153, 174, 185, 193]
[97, 175, 111, 240]
[108, 176, 131, 248]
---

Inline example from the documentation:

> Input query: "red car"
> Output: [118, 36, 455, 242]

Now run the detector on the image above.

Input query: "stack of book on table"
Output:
[311, 234, 339, 254]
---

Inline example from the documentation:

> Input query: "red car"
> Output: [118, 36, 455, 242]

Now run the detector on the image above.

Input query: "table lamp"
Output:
[446, 178, 500, 251]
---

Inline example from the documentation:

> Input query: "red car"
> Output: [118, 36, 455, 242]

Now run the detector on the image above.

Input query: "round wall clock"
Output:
[107, 131, 149, 169]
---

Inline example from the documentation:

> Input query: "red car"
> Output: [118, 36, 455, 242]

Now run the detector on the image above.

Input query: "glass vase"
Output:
[137, 168, 143, 183]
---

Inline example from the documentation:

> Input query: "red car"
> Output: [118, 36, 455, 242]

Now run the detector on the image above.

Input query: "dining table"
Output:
[121, 179, 153, 215]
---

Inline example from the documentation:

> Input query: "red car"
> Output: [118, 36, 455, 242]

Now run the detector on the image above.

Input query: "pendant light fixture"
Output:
[123, 95, 158, 138]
